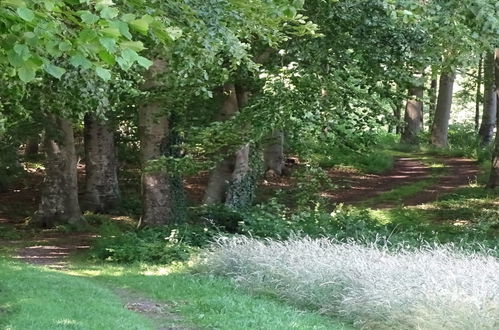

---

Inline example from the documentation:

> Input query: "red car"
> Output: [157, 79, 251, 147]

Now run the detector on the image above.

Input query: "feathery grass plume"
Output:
[198, 236, 499, 329]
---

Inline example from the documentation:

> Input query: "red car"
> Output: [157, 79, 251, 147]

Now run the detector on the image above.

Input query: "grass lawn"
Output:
[68, 263, 353, 330]
[0, 259, 154, 330]
[0, 257, 352, 330]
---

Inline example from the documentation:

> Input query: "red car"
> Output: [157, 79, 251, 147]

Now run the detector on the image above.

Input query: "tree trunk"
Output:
[138, 60, 173, 227]
[392, 101, 403, 134]
[204, 84, 239, 205]
[36, 116, 83, 228]
[263, 131, 285, 176]
[489, 121, 499, 188]
[83, 114, 120, 212]
[226, 143, 253, 208]
[204, 84, 253, 207]
[428, 78, 438, 130]
[430, 72, 456, 148]
[487, 49, 499, 188]
[25, 137, 39, 156]
[400, 86, 424, 144]
[479, 52, 497, 145]
[475, 55, 483, 132]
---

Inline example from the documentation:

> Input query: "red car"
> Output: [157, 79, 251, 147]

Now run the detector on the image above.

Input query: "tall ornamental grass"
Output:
[198, 237, 499, 329]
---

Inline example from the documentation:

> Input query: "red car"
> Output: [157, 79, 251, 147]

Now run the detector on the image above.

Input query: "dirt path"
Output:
[323, 157, 430, 205]
[323, 156, 479, 208]
[0, 232, 196, 330]
[10, 232, 95, 269]
[401, 158, 479, 206]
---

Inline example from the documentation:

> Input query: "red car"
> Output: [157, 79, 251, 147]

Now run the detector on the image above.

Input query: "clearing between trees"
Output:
[0, 153, 495, 330]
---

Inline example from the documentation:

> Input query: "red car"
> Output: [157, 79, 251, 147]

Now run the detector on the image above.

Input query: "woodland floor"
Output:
[0, 154, 482, 329]
[0, 154, 481, 266]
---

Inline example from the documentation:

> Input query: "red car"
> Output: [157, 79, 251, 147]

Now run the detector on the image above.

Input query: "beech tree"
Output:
[401, 82, 424, 144]
[430, 71, 456, 148]
[478, 51, 497, 145]
[1, 0, 163, 226]
[488, 49, 499, 188]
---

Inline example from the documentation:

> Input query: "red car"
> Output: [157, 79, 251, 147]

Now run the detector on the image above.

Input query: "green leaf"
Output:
[165, 27, 182, 41]
[121, 13, 135, 22]
[129, 18, 150, 34]
[282, 6, 297, 18]
[43, 1, 55, 11]
[101, 27, 121, 38]
[7, 50, 23, 67]
[121, 48, 139, 62]
[69, 54, 92, 69]
[13, 44, 30, 59]
[99, 37, 117, 52]
[58, 41, 72, 52]
[120, 41, 145, 52]
[44, 63, 66, 79]
[292, 0, 304, 8]
[100, 7, 119, 19]
[79, 11, 100, 24]
[98, 51, 116, 65]
[18, 66, 36, 82]
[16, 7, 34, 22]
[137, 56, 153, 69]
[117, 48, 139, 70]
[95, 67, 111, 81]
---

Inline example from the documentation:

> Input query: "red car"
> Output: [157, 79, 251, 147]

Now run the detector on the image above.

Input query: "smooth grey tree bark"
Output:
[204, 84, 239, 205]
[263, 130, 285, 176]
[36, 116, 83, 227]
[83, 114, 120, 212]
[138, 59, 173, 226]
[475, 55, 483, 132]
[204, 84, 253, 207]
[400, 86, 424, 144]
[428, 78, 438, 130]
[489, 122, 499, 188]
[487, 49, 499, 188]
[430, 72, 456, 148]
[479, 52, 497, 145]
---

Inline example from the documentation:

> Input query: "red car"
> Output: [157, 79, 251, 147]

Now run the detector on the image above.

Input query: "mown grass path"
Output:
[324, 156, 479, 208]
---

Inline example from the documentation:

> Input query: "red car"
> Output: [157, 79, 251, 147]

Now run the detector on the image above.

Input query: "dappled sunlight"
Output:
[137, 262, 189, 276]
[65, 265, 126, 278]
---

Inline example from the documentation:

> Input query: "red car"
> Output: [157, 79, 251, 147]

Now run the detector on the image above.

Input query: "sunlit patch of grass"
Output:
[362, 178, 437, 207]
[67, 262, 351, 329]
[0, 258, 154, 329]
[363, 185, 499, 247]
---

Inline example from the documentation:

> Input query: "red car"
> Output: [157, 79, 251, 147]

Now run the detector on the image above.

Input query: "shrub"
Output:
[199, 236, 499, 330]
[92, 224, 218, 264]
[314, 150, 394, 174]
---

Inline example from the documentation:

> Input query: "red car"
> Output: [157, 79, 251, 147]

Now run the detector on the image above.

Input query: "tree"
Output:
[203, 84, 254, 207]
[36, 115, 82, 227]
[478, 51, 497, 145]
[83, 113, 120, 212]
[264, 131, 286, 176]
[431, 71, 456, 148]
[137, 59, 175, 226]
[488, 49, 499, 188]
[475, 55, 483, 132]
[1, 0, 161, 227]
[401, 81, 424, 144]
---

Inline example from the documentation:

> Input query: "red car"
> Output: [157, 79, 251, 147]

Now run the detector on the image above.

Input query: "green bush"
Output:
[92, 224, 218, 264]
[313, 149, 394, 174]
